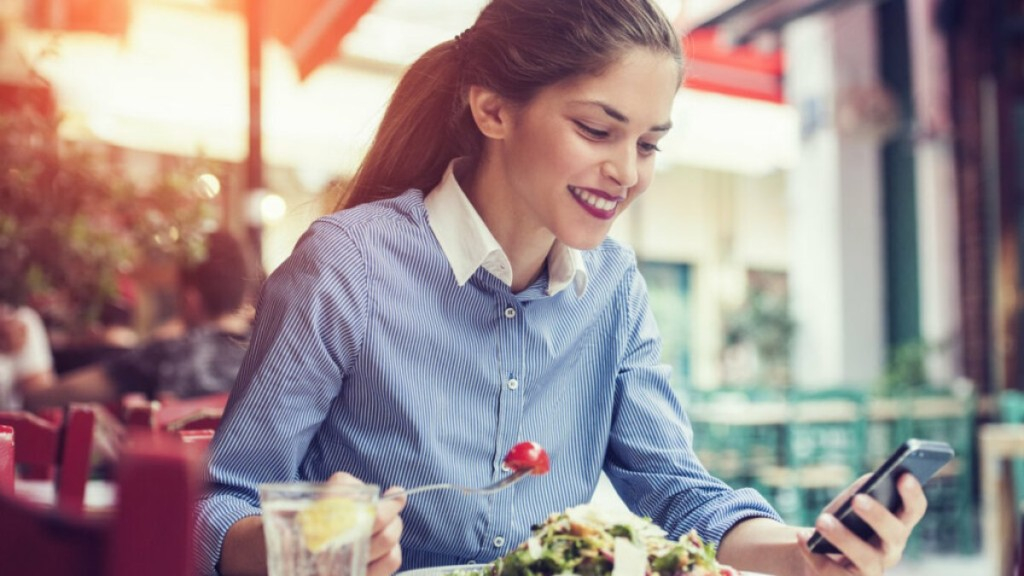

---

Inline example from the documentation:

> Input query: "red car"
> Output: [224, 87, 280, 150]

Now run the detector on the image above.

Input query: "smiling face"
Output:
[470, 48, 680, 254]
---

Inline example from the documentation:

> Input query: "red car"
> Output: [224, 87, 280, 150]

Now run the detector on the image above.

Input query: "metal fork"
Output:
[382, 469, 531, 500]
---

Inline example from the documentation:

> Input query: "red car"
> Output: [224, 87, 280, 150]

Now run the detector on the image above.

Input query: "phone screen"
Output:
[807, 439, 954, 555]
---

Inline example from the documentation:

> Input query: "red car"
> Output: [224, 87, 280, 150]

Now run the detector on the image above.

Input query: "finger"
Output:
[375, 486, 407, 532]
[895, 473, 928, 526]
[824, 473, 873, 514]
[795, 529, 844, 574]
[325, 471, 362, 486]
[369, 513, 403, 562]
[368, 544, 402, 576]
[813, 513, 884, 575]
[848, 494, 909, 567]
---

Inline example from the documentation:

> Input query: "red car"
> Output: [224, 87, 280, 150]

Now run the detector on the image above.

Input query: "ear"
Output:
[468, 85, 511, 140]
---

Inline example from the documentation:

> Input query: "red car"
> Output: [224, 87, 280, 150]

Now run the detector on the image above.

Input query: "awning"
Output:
[689, 0, 886, 45]
[25, 0, 131, 35]
[264, 0, 378, 79]
[25, 0, 379, 80]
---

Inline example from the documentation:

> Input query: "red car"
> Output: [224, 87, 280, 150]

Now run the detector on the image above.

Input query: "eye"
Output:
[638, 141, 662, 155]
[573, 120, 609, 139]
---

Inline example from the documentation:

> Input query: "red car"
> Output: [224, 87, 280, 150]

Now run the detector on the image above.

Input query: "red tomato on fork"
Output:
[503, 441, 551, 475]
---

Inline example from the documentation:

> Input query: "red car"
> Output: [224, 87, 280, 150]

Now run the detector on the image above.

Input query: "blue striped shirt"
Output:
[194, 164, 781, 575]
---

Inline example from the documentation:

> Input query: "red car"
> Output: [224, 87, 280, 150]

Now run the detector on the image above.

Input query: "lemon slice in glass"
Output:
[297, 496, 375, 553]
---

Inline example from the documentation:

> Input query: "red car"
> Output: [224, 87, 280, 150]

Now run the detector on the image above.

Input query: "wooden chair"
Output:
[0, 425, 12, 493]
[0, 410, 61, 479]
[0, 405, 95, 513]
[0, 432, 202, 576]
[122, 393, 160, 429]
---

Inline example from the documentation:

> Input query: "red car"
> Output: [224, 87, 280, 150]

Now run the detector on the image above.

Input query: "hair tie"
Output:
[453, 27, 474, 52]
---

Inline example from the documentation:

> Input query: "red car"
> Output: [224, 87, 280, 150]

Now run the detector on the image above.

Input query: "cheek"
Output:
[629, 163, 657, 198]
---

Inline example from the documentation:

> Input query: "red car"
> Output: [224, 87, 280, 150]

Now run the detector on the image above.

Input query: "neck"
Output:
[463, 155, 555, 292]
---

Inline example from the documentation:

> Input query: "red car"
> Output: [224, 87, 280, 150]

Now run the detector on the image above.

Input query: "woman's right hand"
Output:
[326, 472, 407, 576]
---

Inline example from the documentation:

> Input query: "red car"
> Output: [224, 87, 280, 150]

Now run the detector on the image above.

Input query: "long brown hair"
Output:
[336, 0, 682, 210]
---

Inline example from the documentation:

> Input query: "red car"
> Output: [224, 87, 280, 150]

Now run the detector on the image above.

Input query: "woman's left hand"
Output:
[795, 472, 928, 575]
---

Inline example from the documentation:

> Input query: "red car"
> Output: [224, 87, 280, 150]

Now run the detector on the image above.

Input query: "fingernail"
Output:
[853, 494, 871, 511]
[818, 514, 836, 529]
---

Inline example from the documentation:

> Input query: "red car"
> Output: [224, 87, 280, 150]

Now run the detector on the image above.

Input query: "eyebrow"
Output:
[575, 100, 673, 132]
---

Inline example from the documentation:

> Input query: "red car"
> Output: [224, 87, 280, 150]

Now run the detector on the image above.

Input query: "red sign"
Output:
[683, 27, 784, 103]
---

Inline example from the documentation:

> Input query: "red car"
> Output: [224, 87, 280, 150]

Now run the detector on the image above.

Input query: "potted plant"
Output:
[0, 107, 219, 336]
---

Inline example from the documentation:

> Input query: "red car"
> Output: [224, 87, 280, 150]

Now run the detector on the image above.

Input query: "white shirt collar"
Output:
[425, 159, 588, 297]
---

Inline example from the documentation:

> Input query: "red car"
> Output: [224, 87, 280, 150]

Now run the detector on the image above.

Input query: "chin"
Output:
[561, 233, 608, 251]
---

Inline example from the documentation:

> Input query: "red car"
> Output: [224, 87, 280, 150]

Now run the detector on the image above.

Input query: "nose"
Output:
[601, 145, 639, 189]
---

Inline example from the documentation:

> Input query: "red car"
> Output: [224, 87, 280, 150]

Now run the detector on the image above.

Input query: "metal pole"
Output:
[246, 0, 264, 262]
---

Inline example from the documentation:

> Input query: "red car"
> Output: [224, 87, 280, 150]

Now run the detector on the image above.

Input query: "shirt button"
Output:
[467, 561, 477, 565]
[500, 462, 512, 472]
[504, 307, 516, 319]
[493, 536, 505, 548]
[507, 378, 519, 390]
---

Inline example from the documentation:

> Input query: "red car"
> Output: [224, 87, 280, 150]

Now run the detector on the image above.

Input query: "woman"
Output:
[196, 1, 927, 575]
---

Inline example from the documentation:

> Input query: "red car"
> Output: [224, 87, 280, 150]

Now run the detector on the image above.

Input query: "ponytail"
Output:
[335, 41, 482, 210]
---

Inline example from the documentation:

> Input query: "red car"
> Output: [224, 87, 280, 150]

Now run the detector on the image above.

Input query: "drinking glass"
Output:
[260, 482, 379, 576]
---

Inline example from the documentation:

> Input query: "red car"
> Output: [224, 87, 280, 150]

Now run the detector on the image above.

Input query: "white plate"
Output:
[396, 565, 488, 576]
[395, 564, 769, 576]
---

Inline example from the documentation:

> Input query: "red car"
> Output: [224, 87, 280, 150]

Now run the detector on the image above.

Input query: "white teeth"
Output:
[570, 186, 616, 212]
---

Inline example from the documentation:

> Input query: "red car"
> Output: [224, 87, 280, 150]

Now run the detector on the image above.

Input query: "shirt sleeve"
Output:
[12, 307, 53, 377]
[603, 265, 782, 546]
[193, 220, 371, 576]
[103, 341, 164, 397]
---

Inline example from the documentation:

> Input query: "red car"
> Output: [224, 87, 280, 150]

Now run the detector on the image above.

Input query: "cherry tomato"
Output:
[503, 441, 551, 475]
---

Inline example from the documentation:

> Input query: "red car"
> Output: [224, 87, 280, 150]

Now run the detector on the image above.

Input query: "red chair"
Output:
[0, 425, 12, 493]
[0, 405, 95, 513]
[0, 432, 202, 576]
[0, 410, 60, 479]
[122, 393, 160, 429]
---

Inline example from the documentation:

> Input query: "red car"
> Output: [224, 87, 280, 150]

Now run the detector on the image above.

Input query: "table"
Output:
[14, 478, 117, 513]
[979, 423, 1024, 576]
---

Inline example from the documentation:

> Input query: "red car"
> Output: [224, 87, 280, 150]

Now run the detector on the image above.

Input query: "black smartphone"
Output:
[807, 438, 954, 555]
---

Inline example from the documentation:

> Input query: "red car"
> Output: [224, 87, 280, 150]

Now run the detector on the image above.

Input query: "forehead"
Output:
[536, 49, 680, 126]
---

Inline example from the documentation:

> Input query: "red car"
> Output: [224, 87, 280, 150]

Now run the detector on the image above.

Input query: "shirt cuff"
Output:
[194, 493, 262, 576]
[696, 487, 784, 546]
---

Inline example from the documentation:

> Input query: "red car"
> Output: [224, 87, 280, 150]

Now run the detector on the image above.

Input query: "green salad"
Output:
[484, 505, 738, 576]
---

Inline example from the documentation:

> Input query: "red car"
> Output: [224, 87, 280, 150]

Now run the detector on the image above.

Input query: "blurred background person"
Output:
[52, 276, 140, 375]
[0, 303, 56, 410]
[25, 229, 259, 409]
